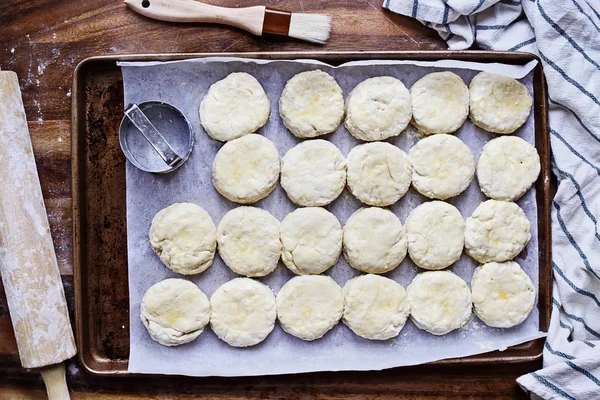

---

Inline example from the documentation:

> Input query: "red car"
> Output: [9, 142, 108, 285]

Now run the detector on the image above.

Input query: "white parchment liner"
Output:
[119, 57, 546, 377]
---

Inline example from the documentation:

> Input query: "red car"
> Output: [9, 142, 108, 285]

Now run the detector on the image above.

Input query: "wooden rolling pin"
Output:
[0, 70, 76, 399]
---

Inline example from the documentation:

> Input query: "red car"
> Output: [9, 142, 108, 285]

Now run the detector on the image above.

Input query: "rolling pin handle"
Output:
[40, 362, 71, 400]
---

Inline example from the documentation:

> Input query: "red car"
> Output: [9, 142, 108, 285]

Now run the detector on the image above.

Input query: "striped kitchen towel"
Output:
[384, 0, 600, 399]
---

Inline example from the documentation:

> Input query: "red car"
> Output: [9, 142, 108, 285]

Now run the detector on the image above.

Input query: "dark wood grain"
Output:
[0, 0, 540, 398]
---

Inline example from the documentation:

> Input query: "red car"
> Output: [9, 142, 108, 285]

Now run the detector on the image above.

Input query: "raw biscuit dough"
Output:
[140, 278, 210, 346]
[469, 72, 532, 134]
[343, 207, 407, 274]
[345, 76, 412, 141]
[477, 136, 541, 201]
[210, 278, 276, 347]
[409, 134, 475, 200]
[406, 201, 465, 270]
[199, 72, 270, 141]
[346, 142, 412, 206]
[217, 207, 281, 277]
[276, 275, 343, 341]
[149, 203, 216, 275]
[410, 72, 469, 134]
[471, 261, 536, 328]
[280, 140, 346, 206]
[407, 271, 472, 335]
[212, 134, 280, 204]
[279, 70, 344, 138]
[343, 274, 410, 340]
[465, 200, 531, 263]
[280, 207, 342, 275]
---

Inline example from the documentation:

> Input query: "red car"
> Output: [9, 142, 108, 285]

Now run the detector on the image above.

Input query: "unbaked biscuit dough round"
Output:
[343, 207, 407, 274]
[406, 201, 465, 270]
[217, 207, 281, 277]
[210, 278, 276, 347]
[344, 76, 412, 141]
[276, 275, 343, 341]
[199, 72, 270, 141]
[280, 207, 342, 275]
[149, 203, 217, 275]
[280, 140, 346, 207]
[409, 134, 475, 200]
[471, 261, 536, 328]
[407, 271, 472, 335]
[477, 136, 541, 201]
[410, 72, 469, 135]
[279, 70, 344, 138]
[465, 200, 531, 263]
[469, 72, 532, 134]
[343, 274, 410, 340]
[141, 278, 210, 346]
[212, 134, 280, 204]
[346, 142, 412, 206]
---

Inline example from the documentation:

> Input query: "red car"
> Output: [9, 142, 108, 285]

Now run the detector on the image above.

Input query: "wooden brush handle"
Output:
[40, 363, 70, 400]
[124, 0, 266, 35]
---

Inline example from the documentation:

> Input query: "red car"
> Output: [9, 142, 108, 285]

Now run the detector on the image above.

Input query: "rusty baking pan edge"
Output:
[72, 51, 550, 376]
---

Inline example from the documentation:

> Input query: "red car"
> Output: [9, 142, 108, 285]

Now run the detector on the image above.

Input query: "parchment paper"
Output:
[120, 57, 546, 377]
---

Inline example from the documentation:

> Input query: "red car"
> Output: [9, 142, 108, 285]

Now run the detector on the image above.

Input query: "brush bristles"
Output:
[289, 13, 331, 44]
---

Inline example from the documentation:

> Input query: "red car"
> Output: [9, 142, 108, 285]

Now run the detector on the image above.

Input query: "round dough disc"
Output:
[280, 207, 342, 275]
[199, 72, 270, 141]
[477, 136, 541, 201]
[406, 201, 465, 270]
[345, 76, 412, 141]
[279, 70, 344, 138]
[346, 142, 412, 206]
[465, 200, 531, 263]
[276, 275, 343, 341]
[409, 134, 475, 200]
[281, 140, 346, 207]
[469, 72, 532, 134]
[343, 274, 410, 340]
[407, 271, 472, 335]
[141, 278, 210, 346]
[212, 134, 280, 204]
[210, 278, 276, 347]
[410, 72, 469, 135]
[149, 203, 216, 275]
[471, 261, 536, 328]
[343, 207, 407, 274]
[217, 207, 281, 277]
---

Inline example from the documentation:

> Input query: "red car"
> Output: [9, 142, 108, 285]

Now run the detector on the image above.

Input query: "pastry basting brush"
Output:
[125, 0, 331, 44]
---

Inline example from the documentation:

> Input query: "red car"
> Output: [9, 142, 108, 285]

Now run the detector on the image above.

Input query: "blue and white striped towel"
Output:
[384, 0, 600, 398]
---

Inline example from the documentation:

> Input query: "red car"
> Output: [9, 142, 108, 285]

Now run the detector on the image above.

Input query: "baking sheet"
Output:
[120, 57, 546, 377]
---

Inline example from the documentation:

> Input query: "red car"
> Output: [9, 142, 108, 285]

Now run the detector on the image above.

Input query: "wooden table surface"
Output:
[0, 0, 537, 398]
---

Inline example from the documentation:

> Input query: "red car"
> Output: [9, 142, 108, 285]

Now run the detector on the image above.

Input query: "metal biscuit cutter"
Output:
[119, 101, 194, 173]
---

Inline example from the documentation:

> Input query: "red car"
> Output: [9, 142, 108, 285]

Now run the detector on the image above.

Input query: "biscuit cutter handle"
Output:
[124, 103, 183, 167]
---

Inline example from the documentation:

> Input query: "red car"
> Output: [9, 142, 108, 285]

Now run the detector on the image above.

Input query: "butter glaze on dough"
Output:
[477, 136, 541, 201]
[212, 134, 280, 204]
[343, 274, 410, 340]
[471, 261, 536, 328]
[217, 206, 281, 277]
[210, 278, 276, 347]
[469, 72, 532, 134]
[280, 139, 346, 207]
[465, 200, 531, 263]
[280, 207, 342, 275]
[407, 271, 472, 335]
[199, 72, 270, 141]
[276, 275, 343, 341]
[279, 70, 344, 138]
[149, 203, 216, 275]
[141, 278, 210, 346]
[345, 76, 412, 141]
